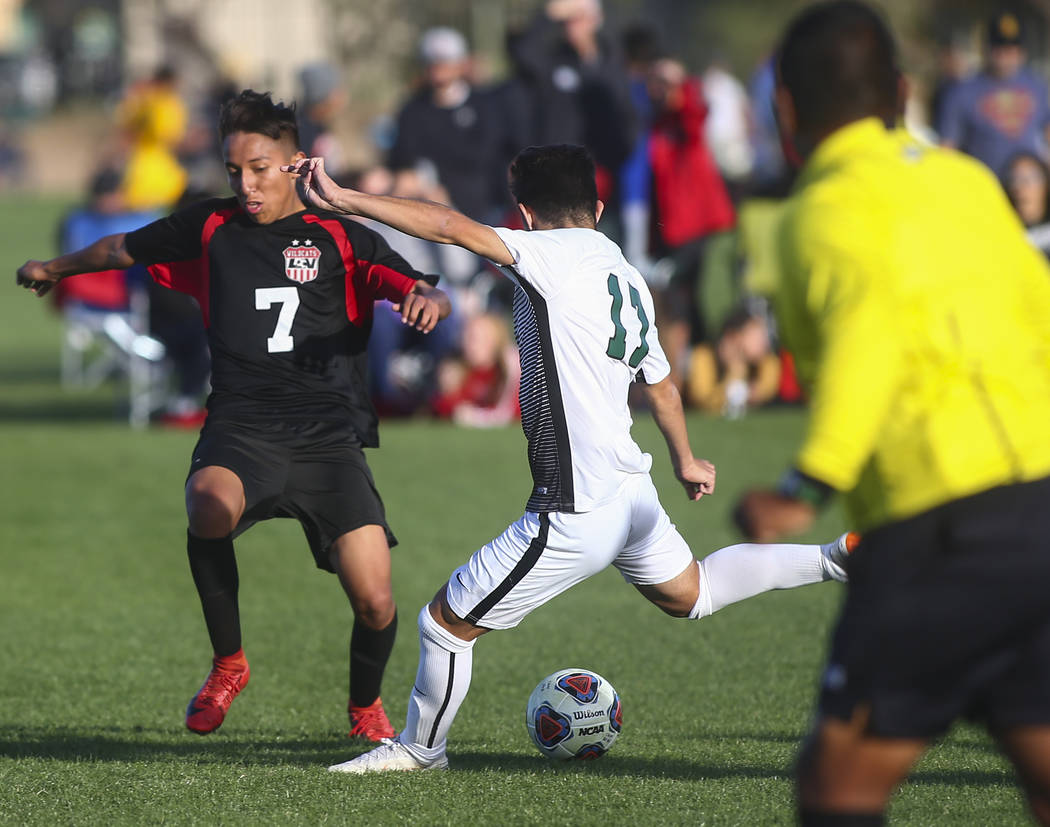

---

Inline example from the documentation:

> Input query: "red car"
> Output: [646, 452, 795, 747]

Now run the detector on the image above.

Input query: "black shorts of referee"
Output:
[817, 474, 1050, 737]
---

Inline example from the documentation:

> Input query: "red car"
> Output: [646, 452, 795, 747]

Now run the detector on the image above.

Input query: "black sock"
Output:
[187, 531, 241, 658]
[349, 610, 398, 708]
[799, 809, 885, 826]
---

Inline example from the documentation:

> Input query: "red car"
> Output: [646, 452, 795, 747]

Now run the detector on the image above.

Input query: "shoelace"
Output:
[197, 669, 244, 705]
[358, 740, 401, 764]
[349, 706, 388, 734]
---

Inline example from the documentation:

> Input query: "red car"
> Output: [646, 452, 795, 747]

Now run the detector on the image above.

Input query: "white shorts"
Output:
[445, 473, 694, 630]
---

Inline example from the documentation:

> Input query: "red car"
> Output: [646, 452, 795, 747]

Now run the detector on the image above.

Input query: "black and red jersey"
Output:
[125, 197, 424, 446]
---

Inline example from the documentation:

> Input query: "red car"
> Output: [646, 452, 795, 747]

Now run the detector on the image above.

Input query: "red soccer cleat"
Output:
[158, 408, 208, 430]
[348, 697, 396, 742]
[185, 656, 250, 735]
[843, 531, 862, 554]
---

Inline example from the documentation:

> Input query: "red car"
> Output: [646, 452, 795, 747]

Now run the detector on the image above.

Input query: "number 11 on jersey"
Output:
[605, 274, 650, 369]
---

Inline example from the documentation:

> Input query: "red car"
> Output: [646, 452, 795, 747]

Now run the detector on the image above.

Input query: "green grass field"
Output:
[0, 197, 1029, 825]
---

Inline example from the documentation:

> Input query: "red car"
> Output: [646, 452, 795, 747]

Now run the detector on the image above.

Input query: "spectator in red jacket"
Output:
[647, 57, 735, 392]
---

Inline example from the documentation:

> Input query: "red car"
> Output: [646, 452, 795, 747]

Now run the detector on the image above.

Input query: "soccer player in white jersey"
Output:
[284, 144, 855, 773]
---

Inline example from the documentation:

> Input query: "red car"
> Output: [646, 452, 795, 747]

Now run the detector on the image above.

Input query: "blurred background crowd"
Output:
[4, 0, 1050, 427]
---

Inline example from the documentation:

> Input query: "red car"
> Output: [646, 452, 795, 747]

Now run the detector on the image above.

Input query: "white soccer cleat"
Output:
[327, 738, 449, 774]
[821, 531, 861, 583]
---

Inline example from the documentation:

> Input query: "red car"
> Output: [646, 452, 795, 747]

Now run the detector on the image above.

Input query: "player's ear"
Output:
[773, 85, 803, 168]
[518, 203, 535, 231]
[895, 72, 908, 120]
[595, 199, 605, 225]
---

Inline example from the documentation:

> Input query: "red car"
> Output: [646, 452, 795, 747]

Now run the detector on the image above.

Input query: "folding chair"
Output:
[57, 265, 167, 427]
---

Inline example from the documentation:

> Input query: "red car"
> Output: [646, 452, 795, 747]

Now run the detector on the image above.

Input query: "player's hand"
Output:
[733, 488, 816, 542]
[677, 457, 716, 501]
[393, 292, 442, 333]
[283, 157, 344, 213]
[16, 260, 59, 297]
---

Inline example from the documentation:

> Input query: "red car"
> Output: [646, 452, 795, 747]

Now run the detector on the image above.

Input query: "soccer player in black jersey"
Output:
[16, 90, 451, 740]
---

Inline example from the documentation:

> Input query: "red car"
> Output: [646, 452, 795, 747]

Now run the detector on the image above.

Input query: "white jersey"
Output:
[491, 226, 671, 513]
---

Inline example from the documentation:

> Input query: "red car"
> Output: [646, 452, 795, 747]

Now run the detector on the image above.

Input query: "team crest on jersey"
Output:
[283, 239, 321, 283]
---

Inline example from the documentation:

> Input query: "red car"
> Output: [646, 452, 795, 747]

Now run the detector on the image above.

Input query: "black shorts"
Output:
[655, 237, 708, 343]
[819, 475, 1050, 738]
[188, 418, 396, 572]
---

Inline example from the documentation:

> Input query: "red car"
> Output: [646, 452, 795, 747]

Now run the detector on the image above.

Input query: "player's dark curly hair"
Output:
[509, 145, 598, 227]
[777, 1, 899, 134]
[218, 89, 300, 149]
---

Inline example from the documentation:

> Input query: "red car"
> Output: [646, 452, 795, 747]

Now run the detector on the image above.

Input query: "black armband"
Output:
[777, 467, 835, 508]
[420, 273, 440, 287]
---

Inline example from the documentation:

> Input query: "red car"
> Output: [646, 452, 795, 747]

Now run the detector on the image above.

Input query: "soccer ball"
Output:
[525, 668, 622, 760]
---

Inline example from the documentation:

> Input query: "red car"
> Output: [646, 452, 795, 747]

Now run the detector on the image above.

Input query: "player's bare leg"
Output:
[330, 525, 398, 741]
[430, 586, 489, 641]
[635, 558, 701, 617]
[795, 712, 927, 822]
[637, 534, 856, 619]
[184, 466, 250, 734]
[994, 725, 1050, 825]
[330, 525, 395, 628]
[186, 466, 246, 538]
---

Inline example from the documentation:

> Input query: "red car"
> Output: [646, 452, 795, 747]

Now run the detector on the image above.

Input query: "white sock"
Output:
[818, 535, 849, 583]
[689, 542, 830, 619]
[398, 604, 476, 763]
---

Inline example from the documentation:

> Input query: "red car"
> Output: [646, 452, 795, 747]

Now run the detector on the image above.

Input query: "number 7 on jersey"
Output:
[605, 274, 650, 368]
[255, 286, 300, 353]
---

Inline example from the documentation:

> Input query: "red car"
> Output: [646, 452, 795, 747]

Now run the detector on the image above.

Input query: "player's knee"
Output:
[660, 599, 693, 619]
[640, 584, 700, 618]
[431, 586, 460, 619]
[638, 560, 702, 619]
[427, 589, 488, 641]
[352, 590, 396, 629]
[186, 482, 241, 537]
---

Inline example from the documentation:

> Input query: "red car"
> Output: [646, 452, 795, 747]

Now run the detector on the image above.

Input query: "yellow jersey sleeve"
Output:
[779, 202, 903, 491]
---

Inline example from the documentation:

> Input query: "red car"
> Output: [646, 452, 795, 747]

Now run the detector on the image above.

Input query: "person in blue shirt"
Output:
[937, 11, 1050, 177]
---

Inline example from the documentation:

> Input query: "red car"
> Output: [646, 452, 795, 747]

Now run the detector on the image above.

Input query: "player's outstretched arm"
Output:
[16, 233, 135, 298]
[283, 157, 515, 266]
[394, 280, 452, 333]
[643, 376, 716, 501]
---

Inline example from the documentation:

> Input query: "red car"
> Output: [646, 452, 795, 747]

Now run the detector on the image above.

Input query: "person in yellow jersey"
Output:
[118, 66, 189, 210]
[733, 2, 1050, 824]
